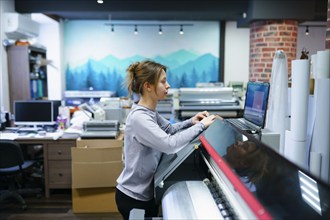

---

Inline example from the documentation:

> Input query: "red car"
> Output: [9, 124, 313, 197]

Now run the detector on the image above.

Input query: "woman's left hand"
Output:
[191, 111, 210, 125]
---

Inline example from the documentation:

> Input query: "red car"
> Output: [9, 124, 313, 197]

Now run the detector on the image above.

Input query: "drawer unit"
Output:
[47, 144, 72, 160]
[45, 140, 75, 194]
[48, 161, 72, 187]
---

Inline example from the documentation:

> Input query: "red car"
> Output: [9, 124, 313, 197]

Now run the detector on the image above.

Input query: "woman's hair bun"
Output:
[127, 62, 140, 74]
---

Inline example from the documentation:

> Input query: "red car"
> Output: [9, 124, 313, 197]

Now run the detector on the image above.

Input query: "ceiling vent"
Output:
[4, 13, 39, 39]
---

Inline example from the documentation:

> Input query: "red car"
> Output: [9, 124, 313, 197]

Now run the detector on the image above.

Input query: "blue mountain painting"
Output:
[66, 49, 219, 97]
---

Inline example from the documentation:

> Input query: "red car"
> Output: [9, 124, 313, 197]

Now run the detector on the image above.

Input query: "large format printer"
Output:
[178, 87, 242, 119]
[152, 117, 330, 219]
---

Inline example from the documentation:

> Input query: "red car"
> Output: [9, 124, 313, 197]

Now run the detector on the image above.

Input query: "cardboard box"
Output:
[72, 187, 118, 213]
[72, 145, 122, 162]
[72, 160, 123, 188]
[76, 134, 123, 149]
[72, 137, 124, 188]
[71, 147, 123, 188]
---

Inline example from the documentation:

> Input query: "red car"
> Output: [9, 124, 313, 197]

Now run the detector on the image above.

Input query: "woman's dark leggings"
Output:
[115, 188, 158, 220]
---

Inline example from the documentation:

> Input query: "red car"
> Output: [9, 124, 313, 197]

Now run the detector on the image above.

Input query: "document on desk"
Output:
[34, 132, 63, 140]
[64, 127, 83, 134]
[0, 133, 19, 140]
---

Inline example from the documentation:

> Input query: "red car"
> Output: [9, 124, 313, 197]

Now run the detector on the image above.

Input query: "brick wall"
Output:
[326, 0, 330, 49]
[249, 20, 298, 82]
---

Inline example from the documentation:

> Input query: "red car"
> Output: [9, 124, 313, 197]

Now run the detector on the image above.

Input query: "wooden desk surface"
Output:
[0, 131, 80, 142]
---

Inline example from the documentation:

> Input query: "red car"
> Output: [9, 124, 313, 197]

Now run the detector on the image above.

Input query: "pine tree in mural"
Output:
[202, 70, 207, 83]
[180, 72, 189, 87]
[99, 72, 107, 90]
[109, 69, 119, 92]
[209, 59, 218, 82]
[86, 59, 96, 90]
[191, 67, 198, 87]
[65, 64, 74, 90]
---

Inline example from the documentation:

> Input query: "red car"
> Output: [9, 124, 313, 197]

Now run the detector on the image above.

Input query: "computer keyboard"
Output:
[226, 118, 252, 130]
[17, 127, 41, 132]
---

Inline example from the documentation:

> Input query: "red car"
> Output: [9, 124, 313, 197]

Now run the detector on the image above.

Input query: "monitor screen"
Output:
[14, 100, 61, 127]
[243, 81, 270, 128]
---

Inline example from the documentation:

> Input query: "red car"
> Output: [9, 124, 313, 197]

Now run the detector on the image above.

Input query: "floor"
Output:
[0, 190, 122, 220]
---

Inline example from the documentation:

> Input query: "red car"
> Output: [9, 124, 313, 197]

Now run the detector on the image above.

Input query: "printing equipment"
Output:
[178, 87, 242, 119]
[80, 120, 119, 139]
[153, 117, 330, 219]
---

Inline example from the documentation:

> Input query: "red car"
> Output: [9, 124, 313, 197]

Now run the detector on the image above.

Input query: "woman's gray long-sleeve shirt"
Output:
[116, 104, 205, 201]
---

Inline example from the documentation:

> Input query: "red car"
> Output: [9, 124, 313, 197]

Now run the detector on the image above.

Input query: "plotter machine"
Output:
[153, 117, 330, 219]
[178, 87, 242, 119]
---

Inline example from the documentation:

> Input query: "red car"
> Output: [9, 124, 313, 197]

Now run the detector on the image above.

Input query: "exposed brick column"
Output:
[249, 20, 298, 82]
[326, 0, 330, 49]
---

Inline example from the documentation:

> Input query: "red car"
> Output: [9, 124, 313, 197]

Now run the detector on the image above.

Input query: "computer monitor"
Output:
[14, 100, 61, 127]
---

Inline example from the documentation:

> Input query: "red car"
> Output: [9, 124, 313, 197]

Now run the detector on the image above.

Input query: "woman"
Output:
[224, 140, 268, 185]
[115, 60, 216, 219]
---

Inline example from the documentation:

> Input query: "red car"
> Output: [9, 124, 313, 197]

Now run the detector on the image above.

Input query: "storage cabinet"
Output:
[46, 141, 74, 190]
[7, 45, 48, 112]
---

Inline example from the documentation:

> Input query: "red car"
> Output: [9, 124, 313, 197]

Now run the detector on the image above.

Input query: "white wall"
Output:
[0, 0, 15, 112]
[224, 21, 250, 86]
[31, 14, 63, 100]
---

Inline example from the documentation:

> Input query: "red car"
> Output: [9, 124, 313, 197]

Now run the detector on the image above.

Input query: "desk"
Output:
[2, 133, 79, 198]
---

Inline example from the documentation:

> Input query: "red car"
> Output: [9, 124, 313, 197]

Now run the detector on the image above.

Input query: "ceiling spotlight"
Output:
[97, 0, 104, 4]
[134, 25, 138, 35]
[159, 25, 163, 35]
[305, 26, 309, 36]
[179, 25, 184, 35]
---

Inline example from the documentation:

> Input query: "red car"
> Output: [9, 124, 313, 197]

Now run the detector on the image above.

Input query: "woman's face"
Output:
[154, 69, 170, 100]
[226, 141, 257, 167]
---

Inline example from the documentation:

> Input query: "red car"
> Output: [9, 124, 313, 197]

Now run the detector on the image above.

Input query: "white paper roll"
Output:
[284, 130, 292, 157]
[316, 50, 330, 79]
[310, 79, 330, 183]
[311, 54, 317, 79]
[309, 152, 322, 178]
[284, 135, 307, 168]
[291, 59, 310, 141]
[283, 130, 306, 167]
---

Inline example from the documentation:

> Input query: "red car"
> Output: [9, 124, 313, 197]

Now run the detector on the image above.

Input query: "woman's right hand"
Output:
[200, 114, 216, 128]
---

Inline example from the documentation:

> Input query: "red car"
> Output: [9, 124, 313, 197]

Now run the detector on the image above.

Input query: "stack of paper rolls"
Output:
[309, 50, 330, 182]
[284, 59, 310, 168]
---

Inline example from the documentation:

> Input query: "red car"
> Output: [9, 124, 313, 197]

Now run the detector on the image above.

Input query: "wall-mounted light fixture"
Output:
[134, 25, 138, 35]
[105, 23, 193, 35]
[159, 25, 163, 35]
[179, 25, 184, 35]
[305, 26, 309, 36]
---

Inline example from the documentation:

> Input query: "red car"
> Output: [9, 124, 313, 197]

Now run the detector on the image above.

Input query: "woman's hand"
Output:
[191, 111, 210, 125]
[201, 115, 216, 128]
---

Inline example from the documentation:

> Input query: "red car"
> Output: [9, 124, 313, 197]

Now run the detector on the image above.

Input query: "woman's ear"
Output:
[143, 81, 153, 92]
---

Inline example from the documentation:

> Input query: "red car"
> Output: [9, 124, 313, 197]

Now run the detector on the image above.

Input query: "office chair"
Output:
[0, 139, 42, 210]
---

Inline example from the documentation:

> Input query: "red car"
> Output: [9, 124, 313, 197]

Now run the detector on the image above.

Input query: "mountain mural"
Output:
[66, 49, 219, 97]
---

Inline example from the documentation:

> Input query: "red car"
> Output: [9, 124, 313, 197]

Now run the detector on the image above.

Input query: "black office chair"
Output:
[0, 139, 42, 210]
